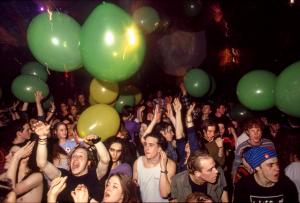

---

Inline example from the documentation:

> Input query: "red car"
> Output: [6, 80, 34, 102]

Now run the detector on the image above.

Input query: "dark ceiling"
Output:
[1, 0, 300, 102]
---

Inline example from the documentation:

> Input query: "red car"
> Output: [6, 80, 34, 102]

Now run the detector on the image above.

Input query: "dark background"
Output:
[1, 0, 300, 103]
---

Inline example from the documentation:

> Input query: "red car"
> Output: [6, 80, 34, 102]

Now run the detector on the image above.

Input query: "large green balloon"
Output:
[184, 69, 210, 97]
[27, 12, 82, 72]
[133, 6, 160, 34]
[275, 61, 300, 117]
[11, 75, 49, 103]
[21, 61, 48, 81]
[237, 70, 276, 111]
[81, 3, 145, 82]
[114, 94, 135, 113]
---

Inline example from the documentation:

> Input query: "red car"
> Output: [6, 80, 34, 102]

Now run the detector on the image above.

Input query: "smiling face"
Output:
[103, 175, 124, 203]
[247, 126, 262, 145]
[70, 148, 90, 176]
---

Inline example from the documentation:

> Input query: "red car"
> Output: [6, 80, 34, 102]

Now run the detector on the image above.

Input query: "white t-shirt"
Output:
[285, 162, 300, 202]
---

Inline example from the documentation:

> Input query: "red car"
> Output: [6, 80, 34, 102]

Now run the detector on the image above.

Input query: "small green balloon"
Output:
[11, 75, 49, 103]
[27, 12, 82, 72]
[230, 104, 254, 121]
[184, 69, 210, 97]
[133, 6, 160, 34]
[81, 3, 145, 82]
[114, 94, 135, 113]
[237, 70, 276, 111]
[21, 61, 48, 81]
[275, 61, 300, 117]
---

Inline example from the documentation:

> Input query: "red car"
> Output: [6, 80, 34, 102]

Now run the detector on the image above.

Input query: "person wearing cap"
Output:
[233, 146, 298, 203]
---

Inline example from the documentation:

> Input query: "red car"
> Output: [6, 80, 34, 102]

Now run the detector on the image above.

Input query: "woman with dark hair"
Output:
[53, 122, 77, 154]
[105, 137, 132, 178]
[56, 173, 141, 203]
[102, 173, 141, 203]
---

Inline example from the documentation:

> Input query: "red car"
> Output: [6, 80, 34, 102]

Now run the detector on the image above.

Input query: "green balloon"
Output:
[184, 69, 210, 97]
[21, 61, 48, 81]
[81, 3, 146, 82]
[11, 75, 49, 103]
[237, 70, 276, 111]
[275, 61, 300, 117]
[230, 104, 254, 121]
[114, 94, 135, 113]
[133, 6, 160, 34]
[27, 12, 82, 72]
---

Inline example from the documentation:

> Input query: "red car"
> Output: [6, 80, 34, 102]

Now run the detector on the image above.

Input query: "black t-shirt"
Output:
[189, 176, 207, 194]
[233, 174, 298, 203]
[57, 168, 105, 203]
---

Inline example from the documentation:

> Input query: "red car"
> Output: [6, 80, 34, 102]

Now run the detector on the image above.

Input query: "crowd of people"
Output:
[0, 83, 299, 203]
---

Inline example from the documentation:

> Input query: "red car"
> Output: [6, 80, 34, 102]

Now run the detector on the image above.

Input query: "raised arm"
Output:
[173, 98, 183, 140]
[159, 150, 176, 198]
[6, 141, 35, 188]
[186, 103, 200, 152]
[45, 102, 56, 123]
[6, 141, 43, 196]
[141, 104, 160, 139]
[35, 122, 61, 180]
[166, 103, 176, 128]
[35, 91, 44, 119]
[85, 134, 110, 180]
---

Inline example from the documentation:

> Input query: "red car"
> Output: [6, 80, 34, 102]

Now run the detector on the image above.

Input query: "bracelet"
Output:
[48, 110, 55, 113]
[160, 170, 168, 174]
[91, 137, 101, 144]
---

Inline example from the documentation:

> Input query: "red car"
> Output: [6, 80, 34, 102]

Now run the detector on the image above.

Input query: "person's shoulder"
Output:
[236, 174, 254, 187]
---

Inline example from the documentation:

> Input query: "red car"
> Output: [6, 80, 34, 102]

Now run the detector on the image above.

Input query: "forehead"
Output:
[110, 142, 122, 150]
[207, 126, 216, 131]
[108, 175, 121, 184]
[261, 157, 278, 166]
[57, 124, 66, 129]
[145, 136, 158, 144]
[203, 105, 211, 109]
[201, 158, 215, 170]
[248, 126, 261, 131]
[72, 148, 88, 156]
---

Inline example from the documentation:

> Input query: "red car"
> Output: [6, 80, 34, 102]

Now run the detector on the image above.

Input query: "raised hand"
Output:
[172, 98, 182, 113]
[215, 137, 224, 148]
[14, 141, 35, 160]
[48, 177, 68, 201]
[165, 103, 174, 119]
[34, 91, 43, 104]
[34, 121, 50, 140]
[159, 150, 168, 171]
[187, 103, 196, 117]
[71, 184, 89, 203]
[153, 104, 161, 123]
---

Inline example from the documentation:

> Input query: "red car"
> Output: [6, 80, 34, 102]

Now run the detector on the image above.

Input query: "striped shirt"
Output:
[232, 138, 275, 176]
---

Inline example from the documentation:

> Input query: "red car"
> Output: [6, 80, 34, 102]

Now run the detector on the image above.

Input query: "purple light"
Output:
[40, 6, 45, 11]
